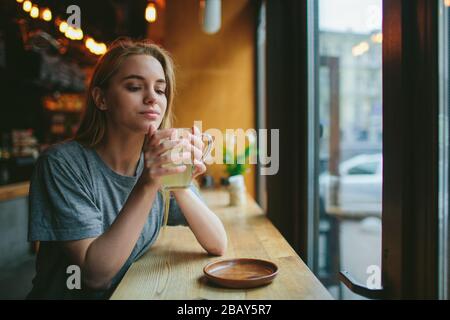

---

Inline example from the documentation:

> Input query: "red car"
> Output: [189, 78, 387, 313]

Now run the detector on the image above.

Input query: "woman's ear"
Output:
[92, 87, 108, 111]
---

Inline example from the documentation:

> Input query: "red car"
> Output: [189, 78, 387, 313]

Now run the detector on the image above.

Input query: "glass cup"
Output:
[160, 128, 213, 190]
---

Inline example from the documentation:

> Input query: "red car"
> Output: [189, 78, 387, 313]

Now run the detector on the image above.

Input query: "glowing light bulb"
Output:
[65, 26, 75, 39]
[99, 43, 107, 54]
[30, 5, 39, 18]
[85, 37, 94, 49]
[23, 1, 32, 12]
[76, 29, 84, 40]
[59, 21, 68, 33]
[42, 8, 52, 21]
[145, 2, 157, 23]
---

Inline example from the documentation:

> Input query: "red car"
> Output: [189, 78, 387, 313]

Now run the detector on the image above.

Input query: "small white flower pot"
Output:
[228, 175, 247, 206]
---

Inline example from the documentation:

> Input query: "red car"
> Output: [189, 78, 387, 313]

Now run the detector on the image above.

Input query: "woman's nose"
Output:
[143, 90, 156, 104]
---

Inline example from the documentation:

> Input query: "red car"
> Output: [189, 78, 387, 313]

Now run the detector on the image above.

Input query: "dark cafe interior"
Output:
[0, 0, 449, 302]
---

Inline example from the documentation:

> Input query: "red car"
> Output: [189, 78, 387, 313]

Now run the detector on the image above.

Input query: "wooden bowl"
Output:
[203, 258, 279, 289]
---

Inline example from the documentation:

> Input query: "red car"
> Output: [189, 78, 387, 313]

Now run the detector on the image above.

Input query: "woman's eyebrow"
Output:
[121, 74, 166, 85]
[122, 74, 145, 81]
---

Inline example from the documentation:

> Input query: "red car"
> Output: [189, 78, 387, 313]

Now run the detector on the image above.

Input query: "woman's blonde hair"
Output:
[74, 37, 176, 147]
[74, 38, 177, 229]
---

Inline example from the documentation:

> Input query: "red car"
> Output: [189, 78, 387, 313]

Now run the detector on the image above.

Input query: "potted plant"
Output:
[223, 132, 256, 206]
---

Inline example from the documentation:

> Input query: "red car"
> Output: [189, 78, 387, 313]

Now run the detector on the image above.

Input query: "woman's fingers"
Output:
[190, 129, 207, 178]
[175, 138, 203, 160]
[148, 124, 156, 136]
[143, 124, 157, 152]
[192, 159, 206, 178]
[151, 138, 202, 160]
[190, 133, 205, 152]
[185, 126, 205, 152]
[147, 128, 204, 157]
[148, 128, 175, 147]
[148, 152, 192, 167]
[149, 165, 187, 177]
[143, 127, 208, 183]
[153, 139, 184, 157]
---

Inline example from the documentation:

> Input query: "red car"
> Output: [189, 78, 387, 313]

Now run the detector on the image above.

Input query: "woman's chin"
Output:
[137, 119, 160, 133]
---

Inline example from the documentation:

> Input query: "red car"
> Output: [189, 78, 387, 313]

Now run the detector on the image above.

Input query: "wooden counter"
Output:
[0, 182, 30, 202]
[111, 189, 333, 300]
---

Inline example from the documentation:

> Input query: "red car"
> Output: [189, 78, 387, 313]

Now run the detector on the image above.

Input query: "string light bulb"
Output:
[145, 2, 157, 23]
[85, 37, 95, 48]
[42, 8, 52, 21]
[30, 5, 39, 18]
[59, 21, 68, 33]
[97, 43, 107, 55]
[64, 26, 83, 40]
[23, 0, 32, 12]
[76, 29, 84, 40]
[85, 37, 107, 55]
[16, 1, 104, 56]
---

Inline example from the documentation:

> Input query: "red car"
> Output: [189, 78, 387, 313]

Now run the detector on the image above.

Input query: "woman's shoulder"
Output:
[40, 139, 85, 157]
[38, 139, 90, 168]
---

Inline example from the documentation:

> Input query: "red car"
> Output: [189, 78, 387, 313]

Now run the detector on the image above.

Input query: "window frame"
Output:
[382, 0, 440, 299]
[438, 0, 449, 300]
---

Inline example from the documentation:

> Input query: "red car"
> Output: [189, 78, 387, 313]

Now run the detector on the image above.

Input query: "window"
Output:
[313, 0, 383, 299]
[347, 162, 379, 175]
[266, 0, 442, 299]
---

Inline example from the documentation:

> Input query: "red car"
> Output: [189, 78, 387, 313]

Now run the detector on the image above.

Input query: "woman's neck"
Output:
[94, 129, 145, 177]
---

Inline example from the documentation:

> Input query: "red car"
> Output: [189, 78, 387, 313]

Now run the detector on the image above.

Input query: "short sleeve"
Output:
[167, 183, 205, 226]
[28, 154, 103, 241]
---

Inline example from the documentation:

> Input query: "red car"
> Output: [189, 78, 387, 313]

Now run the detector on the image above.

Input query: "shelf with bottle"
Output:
[0, 130, 40, 186]
[42, 92, 85, 113]
[40, 91, 85, 144]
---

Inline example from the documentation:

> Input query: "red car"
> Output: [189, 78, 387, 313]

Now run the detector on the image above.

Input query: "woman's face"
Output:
[101, 54, 168, 134]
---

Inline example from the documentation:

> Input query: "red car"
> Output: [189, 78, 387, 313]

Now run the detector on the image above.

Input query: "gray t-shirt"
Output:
[27, 140, 202, 299]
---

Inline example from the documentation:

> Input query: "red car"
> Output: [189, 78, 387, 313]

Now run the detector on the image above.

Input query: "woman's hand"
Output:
[189, 126, 207, 179]
[139, 124, 190, 188]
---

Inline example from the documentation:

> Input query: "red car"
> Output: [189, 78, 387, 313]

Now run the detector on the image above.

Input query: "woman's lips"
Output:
[140, 111, 159, 120]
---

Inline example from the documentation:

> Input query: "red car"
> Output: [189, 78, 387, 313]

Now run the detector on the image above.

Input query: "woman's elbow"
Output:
[82, 274, 113, 291]
[208, 248, 225, 256]
[208, 239, 227, 256]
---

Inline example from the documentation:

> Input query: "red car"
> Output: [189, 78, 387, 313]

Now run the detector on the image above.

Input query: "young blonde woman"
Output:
[27, 38, 227, 299]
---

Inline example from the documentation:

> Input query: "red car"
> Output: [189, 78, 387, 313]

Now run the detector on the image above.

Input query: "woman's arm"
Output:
[169, 125, 227, 256]
[172, 188, 227, 256]
[62, 179, 159, 290]
[61, 126, 184, 290]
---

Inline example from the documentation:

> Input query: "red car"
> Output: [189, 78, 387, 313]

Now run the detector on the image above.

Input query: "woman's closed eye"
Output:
[126, 85, 142, 92]
[126, 84, 164, 95]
